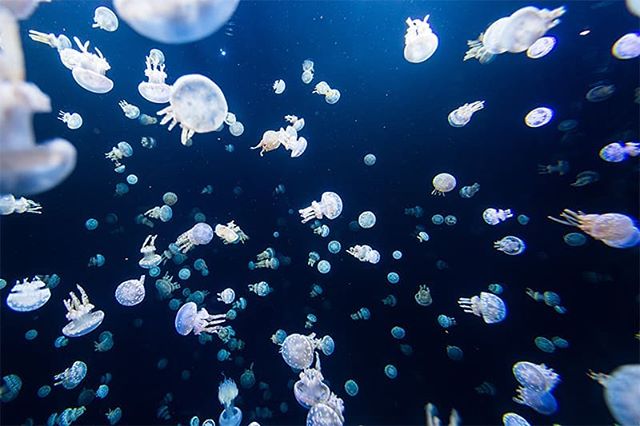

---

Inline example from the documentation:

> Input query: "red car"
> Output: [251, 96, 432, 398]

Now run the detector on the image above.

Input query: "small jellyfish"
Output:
[54, 335, 69, 348]
[217, 349, 232, 362]
[344, 379, 359, 396]
[363, 153, 376, 166]
[534, 336, 555, 353]
[325, 88, 341, 104]
[301, 59, 315, 84]
[387, 272, 400, 284]
[384, 364, 398, 379]
[513, 388, 558, 415]
[299, 191, 343, 223]
[139, 114, 158, 125]
[94, 331, 114, 352]
[314, 224, 330, 238]
[218, 288, 236, 304]
[104, 142, 133, 168]
[305, 313, 318, 329]
[279, 333, 321, 369]
[459, 182, 480, 198]
[114, 182, 129, 196]
[92, 6, 118, 32]
[317, 260, 331, 274]
[524, 107, 553, 128]
[563, 232, 587, 247]
[358, 211, 377, 229]
[405, 206, 424, 218]
[58, 111, 83, 129]
[446, 345, 464, 361]
[350, 307, 371, 320]
[403, 15, 439, 63]
[571, 171, 599, 187]
[548, 209, 640, 248]
[6, 277, 51, 312]
[526, 36, 556, 59]
[586, 83, 616, 102]
[512, 361, 560, 392]
[488, 283, 504, 294]
[214, 221, 249, 245]
[178, 268, 191, 280]
[458, 291, 507, 324]
[444, 215, 457, 226]
[448, 101, 484, 127]
[85, 218, 99, 230]
[391, 326, 406, 339]
[432, 214, 444, 225]
[437, 314, 456, 329]
[518, 214, 530, 225]
[54, 360, 87, 390]
[414, 285, 432, 306]
[229, 121, 244, 137]
[37, 385, 51, 398]
[552, 336, 569, 349]
[611, 32, 640, 60]
[309, 284, 323, 298]
[588, 364, 640, 425]
[431, 173, 457, 195]
[328, 240, 342, 254]
[126, 174, 138, 185]
[273, 79, 286, 94]
[174, 301, 226, 336]
[174, 223, 214, 253]
[96, 384, 109, 399]
[106, 407, 122, 425]
[483, 208, 513, 225]
[382, 294, 397, 307]
[599, 141, 640, 163]
[557, 119, 578, 132]
[24, 329, 38, 340]
[271, 329, 287, 345]
[494, 236, 526, 255]
[61, 285, 105, 337]
[248, 281, 273, 297]
[392, 250, 403, 260]
[115, 275, 146, 306]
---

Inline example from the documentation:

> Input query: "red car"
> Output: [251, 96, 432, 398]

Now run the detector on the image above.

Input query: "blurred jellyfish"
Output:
[448, 101, 484, 127]
[446, 345, 464, 361]
[459, 182, 480, 198]
[139, 114, 157, 125]
[58, 111, 83, 129]
[494, 236, 526, 255]
[436, 260, 449, 270]
[526, 36, 556, 58]
[392, 250, 403, 260]
[0, 194, 42, 215]
[552, 336, 569, 349]
[557, 119, 578, 132]
[92, 6, 118, 31]
[155, 273, 180, 300]
[54, 361, 87, 389]
[344, 379, 359, 397]
[106, 407, 121, 425]
[538, 160, 569, 175]
[525, 107, 553, 128]
[437, 314, 456, 329]
[432, 214, 444, 225]
[174, 301, 226, 337]
[571, 171, 599, 187]
[384, 365, 398, 379]
[37, 385, 51, 398]
[599, 141, 639, 162]
[517, 214, 530, 225]
[611, 33, 640, 60]
[458, 291, 507, 324]
[414, 285, 432, 306]
[299, 192, 343, 223]
[96, 384, 109, 399]
[327, 240, 342, 254]
[512, 361, 560, 392]
[563, 232, 587, 247]
[240, 363, 256, 389]
[363, 153, 376, 166]
[62, 285, 104, 337]
[317, 260, 331, 274]
[387, 272, 400, 284]
[217, 288, 236, 305]
[305, 313, 318, 329]
[358, 211, 377, 229]
[444, 215, 457, 226]
[115, 275, 146, 306]
[586, 82, 615, 102]
[588, 364, 640, 426]
[513, 387, 558, 415]
[6, 277, 51, 312]
[548, 210, 640, 248]
[483, 208, 513, 225]
[415, 231, 429, 243]
[58, 407, 86, 425]
[0, 374, 22, 402]
[248, 281, 273, 297]
[391, 326, 406, 339]
[502, 413, 531, 426]
[174, 223, 214, 253]
[271, 329, 287, 345]
[301, 59, 314, 84]
[488, 283, 504, 294]
[350, 307, 371, 320]
[217, 349, 232, 362]
[114, 182, 129, 196]
[534, 336, 555, 353]
[24, 329, 38, 340]
[432, 173, 457, 195]
[405, 206, 424, 218]
[94, 331, 114, 352]
[85, 218, 99, 230]
[313, 224, 330, 238]
[54, 335, 69, 349]
[88, 254, 105, 267]
[162, 192, 178, 206]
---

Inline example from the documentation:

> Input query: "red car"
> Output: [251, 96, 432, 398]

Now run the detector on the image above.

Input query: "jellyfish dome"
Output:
[306, 393, 345, 426]
[299, 191, 343, 223]
[502, 413, 531, 426]
[113, 0, 240, 44]
[494, 236, 526, 255]
[458, 291, 507, 324]
[115, 275, 146, 306]
[403, 15, 439, 63]
[358, 211, 376, 229]
[280, 333, 316, 370]
[525, 107, 553, 128]
[500, 6, 566, 53]
[513, 361, 560, 392]
[176, 223, 214, 252]
[612, 32, 640, 60]
[590, 364, 640, 425]
[174, 301, 226, 336]
[6, 277, 51, 312]
[432, 173, 457, 195]
[526, 36, 556, 59]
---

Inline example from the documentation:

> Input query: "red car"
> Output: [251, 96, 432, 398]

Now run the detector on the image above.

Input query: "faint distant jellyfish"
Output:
[392, 250, 402, 260]
[586, 83, 615, 102]
[174, 301, 226, 336]
[458, 291, 507, 323]
[387, 272, 400, 284]
[351, 307, 371, 321]
[437, 314, 456, 329]
[534, 336, 555, 353]
[317, 260, 331, 274]
[431, 173, 457, 195]
[405, 206, 424, 218]
[599, 141, 640, 162]
[494, 236, 526, 255]
[512, 361, 560, 392]
[93, 6, 119, 32]
[106, 407, 122, 425]
[444, 215, 457, 226]
[96, 384, 109, 399]
[38, 385, 52, 398]
[446, 345, 464, 361]
[299, 191, 343, 223]
[588, 364, 640, 426]
[62, 285, 105, 337]
[403, 15, 439, 63]
[328, 240, 342, 254]
[502, 413, 531, 426]
[139, 114, 157, 125]
[6, 277, 51, 312]
[88, 253, 105, 267]
[0, 374, 21, 402]
[459, 182, 480, 198]
[94, 331, 114, 352]
[163, 192, 178, 206]
[391, 326, 406, 339]
[611, 32, 640, 60]
[344, 380, 359, 397]
[115, 275, 146, 306]
[547, 209, 640, 248]
[273, 79, 286, 94]
[488, 283, 504, 294]
[54, 335, 69, 348]
[537, 160, 569, 175]
[382, 294, 397, 306]
[58, 111, 83, 129]
[571, 171, 599, 187]
[138, 49, 171, 104]
[104, 141, 133, 167]
[175, 223, 214, 253]
[524, 107, 553, 128]
[414, 285, 432, 306]
[157, 74, 229, 146]
[363, 153, 376, 166]
[384, 364, 398, 379]
[432, 214, 444, 225]
[24, 329, 38, 340]
[448, 101, 484, 127]
[526, 36, 556, 59]
[119, 100, 140, 119]
[557, 119, 578, 132]
[513, 388, 558, 415]
[53, 360, 87, 389]
[218, 288, 236, 304]
[563, 232, 587, 247]
[483, 208, 513, 225]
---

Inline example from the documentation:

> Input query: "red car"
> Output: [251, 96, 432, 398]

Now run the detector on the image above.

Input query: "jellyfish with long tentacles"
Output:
[548, 209, 640, 248]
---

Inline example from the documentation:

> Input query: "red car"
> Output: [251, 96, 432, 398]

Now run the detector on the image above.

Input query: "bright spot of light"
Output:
[579, 29, 591, 36]
[219, 48, 227, 56]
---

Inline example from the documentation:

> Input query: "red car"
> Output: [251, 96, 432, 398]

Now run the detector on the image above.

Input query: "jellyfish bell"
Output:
[403, 15, 439, 63]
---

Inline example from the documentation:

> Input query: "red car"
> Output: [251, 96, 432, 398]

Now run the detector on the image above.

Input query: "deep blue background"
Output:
[1, 1, 638, 425]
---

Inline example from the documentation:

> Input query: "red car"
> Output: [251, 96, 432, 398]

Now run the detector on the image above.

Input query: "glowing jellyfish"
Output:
[444, 215, 457, 226]
[414, 285, 432, 306]
[308, 252, 320, 267]
[118, 100, 140, 119]
[494, 236, 526, 255]
[69, 37, 114, 93]
[524, 107, 553, 128]
[62, 285, 104, 337]
[115, 275, 146, 306]
[54, 361, 87, 389]
[104, 141, 133, 168]
[24, 329, 37, 340]
[126, 174, 138, 185]
[599, 141, 640, 162]
[299, 191, 343, 223]
[174, 301, 226, 336]
[317, 260, 331, 274]
[392, 250, 402, 260]
[158, 74, 229, 146]
[384, 364, 398, 379]
[293, 356, 330, 408]
[217, 288, 236, 304]
[612, 33, 640, 60]
[328, 240, 342, 254]
[588, 364, 640, 425]
[502, 413, 531, 426]
[437, 314, 456, 329]
[357, 211, 376, 229]
[0, 194, 42, 215]
[403, 15, 439, 63]
[58, 111, 83, 129]
[526, 36, 556, 59]
[218, 378, 242, 426]
[314, 224, 330, 238]
[364, 153, 376, 166]
[513, 388, 558, 415]
[280, 333, 322, 370]
[534, 336, 555, 353]
[431, 173, 457, 196]
[248, 281, 273, 296]
[215, 221, 250, 245]
[273, 79, 285, 94]
[93, 6, 118, 32]
[301, 59, 314, 84]
[391, 326, 406, 339]
[178, 268, 191, 280]
[459, 182, 480, 198]
[483, 208, 513, 225]
[548, 209, 640, 248]
[6, 277, 51, 312]
[387, 272, 400, 284]
[571, 171, 599, 187]
[458, 291, 507, 323]
[38, 385, 51, 398]
[344, 379, 359, 397]
[175, 223, 214, 253]
[513, 361, 560, 392]
[96, 384, 109, 399]
[163, 192, 178, 206]
[563, 232, 587, 247]
[138, 235, 162, 269]
[448, 101, 484, 127]
[488, 283, 503, 294]
[432, 214, 444, 225]
[0, 374, 21, 402]
[54, 335, 69, 348]
[94, 331, 114, 352]
[586, 83, 615, 102]
[447, 345, 464, 361]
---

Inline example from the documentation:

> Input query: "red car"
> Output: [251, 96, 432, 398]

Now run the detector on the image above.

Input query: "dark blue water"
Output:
[1, 1, 638, 425]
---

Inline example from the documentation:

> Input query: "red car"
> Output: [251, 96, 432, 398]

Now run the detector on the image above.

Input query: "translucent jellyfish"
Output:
[62, 285, 104, 337]
[24, 329, 37, 340]
[459, 182, 480, 198]
[588, 364, 640, 425]
[382, 294, 397, 307]
[384, 364, 398, 379]
[458, 291, 507, 323]
[113, 0, 240, 44]
[463, 17, 510, 63]
[448, 101, 484, 127]
[308, 251, 320, 267]
[299, 191, 343, 223]
[444, 215, 457, 226]
[301, 59, 315, 84]
[54, 335, 69, 348]
[307, 392, 345, 426]
[317, 260, 331, 274]
[126, 174, 138, 185]
[502, 413, 531, 426]
[217, 348, 232, 362]
[432, 173, 457, 195]
[216, 378, 242, 426]
[437, 314, 456, 329]
[387, 272, 400, 284]
[106, 407, 122, 425]
[513, 361, 560, 392]
[163, 192, 178, 205]
[494, 236, 526, 255]
[314, 224, 330, 238]
[54, 361, 87, 390]
[104, 141, 133, 168]
[328, 240, 342, 254]
[526, 36, 556, 59]
[229, 121, 244, 137]
[403, 15, 439, 63]
[6, 277, 51, 312]
[571, 171, 599, 187]
[534, 336, 555, 353]
[174, 301, 226, 336]
[58, 110, 83, 129]
[217, 288, 235, 304]
[115, 275, 146, 306]
[0, 194, 42, 215]
[175, 223, 214, 253]
[88, 254, 105, 267]
[96, 384, 109, 399]
[325, 88, 341, 104]
[537, 159, 569, 175]
[118, 100, 140, 119]
[351, 307, 371, 320]
[273, 79, 285, 94]
[313, 81, 330, 96]
[157, 74, 229, 146]
[68, 36, 114, 93]
[138, 235, 162, 269]
[344, 379, 359, 397]
[563, 232, 587, 247]
[38, 385, 51, 398]
[248, 257, 279, 271]
[498, 6, 566, 53]
[447, 345, 464, 361]
[392, 250, 402, 260]
[0, 374, 21, 402]
[358, 211, 376, 229]
[524, 107, 553, 128]
[557, 119, 578, 132]
[249, 281, 273, 297]
[94, 331, 114, 352]
[612, 33, 640, 60]
[91, 6, 119, 32]
[432, 214, 444, 225]
[513, 388, 558, 415]
[280, 333, 325, 370]
[178, 268, 191, 280]
[488, 283, 503, 294]
[138, 50, 171, 104]
[293, 355, 330, 408]
[346, 244, 374, 262]
[547, 209, 640, 248]
[364, 153, 376, 166]
[483, 208, 513, 225]
[414, 285, 432, 306]
[586, 83, 615, 102]
[215, 221, 249, 245]
[405, 206, 424, 218]
[139, 114, 157, 126]
[599, 141, 640, 162]
[552, 336, 569, 349]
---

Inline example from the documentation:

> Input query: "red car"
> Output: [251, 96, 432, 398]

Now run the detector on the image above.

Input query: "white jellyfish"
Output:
[358, 211, 376, 229]
[58, 111, 83, 129]
[458, 291, 507, 324]
[448, 101, 484, 127]
[138, 235, 162, 269]
[299, 192, 343, 223]
[325, 89, 341, 105]
[0, 194, 42, 215]
[214, 221, 249, 245]
[68, 37, 114, 94]
[526, 36, 556, 59]
[92, 6, 119, 32]
[104, 142, 133, 167]
[611, 33, 640, 60]
[273, 79, 286, 94]
[525, 107, 553, 128]
[301, 59, 314, 84]
[115, 275, 146, 306]
[118, 100, 140, 119]
[431, 173, 457, 195]
[313, 81, 330, 96]
[217, 288, 236, 305]
[28, 30, 78, 70]
[62, 285, 105, 337]
[280, 333, 324, 370]
[175, 223, 214, 253]
[174, 301, 226, 336]
[6, 277, 51, 312]
[483, 208, 513, 225]
[403, 15, 439, 63]
[294, 356, 331, 409]
[494, 235, 526, 255]
[157, 74, 228, 146]
[138, 50, 171, 104]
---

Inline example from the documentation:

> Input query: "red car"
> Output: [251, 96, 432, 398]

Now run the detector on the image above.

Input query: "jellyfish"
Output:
[279, 333, 326, 369]
[248, 281, 273, 297]
[294, 356, 330, 408]
[217, 288, 235, 305]
[145, 205, 173, 223]
[57, 110, 83, 129]
[325, 89, 341, 104]
[6, 277, 51, 312]
[431, 173, 457, 195]
[483, 208, 513, 225]
[513, 361, 560, 392]
[415, 285, 432, 306]
[301, 59, 315, 84]
[432, 214, 444, 225]
[163, 192, 178, 206]
[588, 364, 640, 425]
[405, 206, 424, 218]
[563, 232, 587, 247]
[526, 36, 556, 59]
[612, 33, 640, 60]
[524, 107, 553, 128]
[571, 171, 599, 187]
[88, 254, 105, 267]
[157, 74, 228, 146]
[358, 211, 377, 229]
[217, 348, 232, 362]
[437, 315, 456, 329]
[314, 224, 330, 238]
[178, 268, 191, 280]
[118, 100, 140, 119]
[248, 257, 279, 271]
[313, 81, 330, 96]
[54, 335, 69, 348]
[174, 301, 226, 336]
[310, 284, 324, 298]
[113, 0, 240, 44]
[494, 6, 565, 53]
[446, 345, 464, 361]
[538, 160, 569, 175]
[273, 79, 285, 94]
[387, 272, 400, 284]
[0, 194, 42, 216]
[351, 307, 371, 320]
[586, 83, 615, 102]
[62, 285, 104, 337]
[24, 329, 37, 340]
[54, 361, 87, 390]
[391, 326, 406, 339]
[384, 364, 398, 379]
[382, 294, 398, 307]
[94, 331, 114, 352]
[344, 379, 359, 397]
[308, 251, 320, 267]
[139, 114, 157, 126]
[599, 141, 640, 162]
[174, 223, 214, 253]
[307, 393, 345, 426]
[92, 6, 118, 32]
[403, 15, 439, 63]
[494, 236, 526, 255]
[363, 153, 376, 166]
[215, 221, 249, 245]
[0, 374, 22, 402]
[317, 260, 331, 274]
[547, 209, 640, 248]
[513, 388, 558, 415]
[115, 275, 146, 306]
[37, 385, 51, 398]
[104, 141, 133, 168]
[445, 215, 457, 226]
[458, 291, 507, 323]
[68, 36, 114, 93]
[299, 191, 343, 223]
[96, 384, 109, 399]
[459, 182, 480, 198]
[138, 50, 171, 104]
[137, 235, 162, 269]
[502, 412, 531, 426]
[448, 101, 484, 127]
[534, 336, 555, 353]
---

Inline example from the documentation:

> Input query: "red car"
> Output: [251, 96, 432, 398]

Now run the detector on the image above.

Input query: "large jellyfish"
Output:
[113, 0, 240, 44]
[53, 361, 87, 389]
[157, 74, 228, 145]
[174, 223, 214, 253]
[307, 393, 345, 426]
[448, 101, 484, 127]
[279, 333, 328, 370]
[62, 285, 105, 337]
[403, 15, 439, 63]
[547, 210, 640, 248]
[0, 194, 42, 215]
[115, 275, 146, 306]
[174, 301, 226, 336]
[588, 364, 640, 425]
[6, 277, 51, 312]
[612, 33, 640, 60]
[299, 192, 343, 223]
[457, 291, 507, 324]
[92, 6, 118, 32]
[138, 49, 171, 104]
[214, 221, 249, 245]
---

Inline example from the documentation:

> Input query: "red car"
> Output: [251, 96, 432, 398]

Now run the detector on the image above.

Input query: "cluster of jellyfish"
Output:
[252, 115, 308, 158]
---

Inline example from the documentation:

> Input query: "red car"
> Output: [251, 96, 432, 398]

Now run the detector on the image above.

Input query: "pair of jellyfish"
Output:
[448, 101, 484, 127]
[363, 153, 376, 166]
[215, 221, 249, 245]
[174, 223, 214, 253]
[588, 364, 640, 425]
[312, 81, 341, 104]
[494, 236, 526, 255]
[158, 74, 229, 146]
[571, 171, 599, 187]
[612, 32, 640, 60]
[301, 59, 315, 84]
[347, 245, 380, 264]
[548, 209, 640, 248]
[249, 281, 273, 297]
[405, 206, 424, 218]
[586, 82, 616, 102]
[88, 254, 105, 267]
[512, 361, 560, 415]
[115, 275, 146, 306]
[599, 141, 639, 162]
[524, 107, 553, 128]
[224, 112, 245, 137]
[432, 173, 457, 195]
[62, 285, 104, 337]
[6, 277, 51, 312]
[92, 6, 118, 32]
[459, 182, 480, 198]
[54, 361, 87, 390]
[252, 115, 307, 157]
[58, 111, 83, 129]
[415, 285, 433, 306]
[0, 194, 42, 215]
[351, 307, 371, 320]
[358, 211, 377, 228]
[273, 79, 286, 94]
[403, 15, 439, 63]
[94, 331, 114, 352]
[483, 208, 513, 225]
[526, 36, 556, 59]
[299, 191, 343, 223]
[458, 291, 507, 323]
[525, 288, 566, 314]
